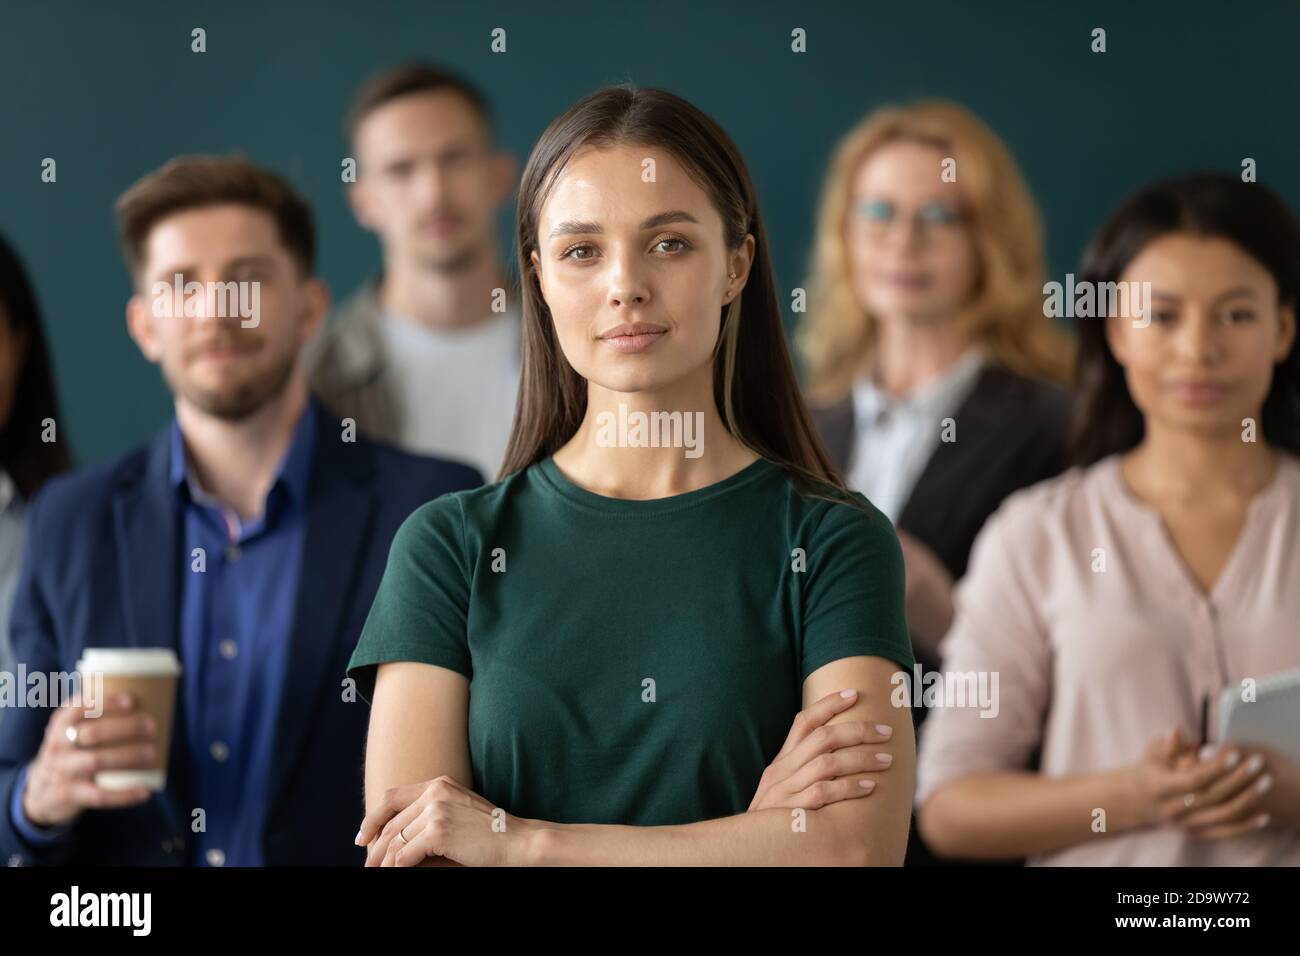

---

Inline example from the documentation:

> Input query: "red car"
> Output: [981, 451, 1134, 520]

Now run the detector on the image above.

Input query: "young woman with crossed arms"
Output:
[345, 86, 917, 866]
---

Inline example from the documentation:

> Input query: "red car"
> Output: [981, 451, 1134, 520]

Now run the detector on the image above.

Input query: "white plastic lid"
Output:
[77, 647, 182, 676]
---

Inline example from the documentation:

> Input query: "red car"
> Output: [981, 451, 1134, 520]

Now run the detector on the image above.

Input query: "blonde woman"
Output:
[800, 101, 1075, 665]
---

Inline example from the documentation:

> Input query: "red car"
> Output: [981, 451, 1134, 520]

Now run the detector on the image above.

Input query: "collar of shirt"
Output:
[852, 344, 987, 430]
[167, 403, 317, 540]
[378, 305, 522, 357]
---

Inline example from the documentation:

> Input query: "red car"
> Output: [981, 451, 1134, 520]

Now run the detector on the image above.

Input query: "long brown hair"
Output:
[501, 84, 848, 499]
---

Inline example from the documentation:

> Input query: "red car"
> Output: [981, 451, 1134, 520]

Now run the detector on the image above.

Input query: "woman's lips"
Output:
[598, 324, 667, 354]
[877, 271, 931, 290]
[1167, 381, 1226, 404]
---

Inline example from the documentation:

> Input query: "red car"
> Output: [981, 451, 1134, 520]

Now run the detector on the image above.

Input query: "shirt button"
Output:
[225, 544, 241, 562]
[205, 848, 226, 867]
[210, 740, 230, 762]
[219, 639, 238, 660]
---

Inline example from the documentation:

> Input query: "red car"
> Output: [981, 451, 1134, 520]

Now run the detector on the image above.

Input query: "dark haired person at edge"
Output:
[0, 232, 73, 724]
[917, 174, 1300, 864]
[348, 86, 916, 865]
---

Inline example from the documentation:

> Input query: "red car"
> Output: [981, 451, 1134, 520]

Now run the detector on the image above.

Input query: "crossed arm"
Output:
[359, 655, 915, 866]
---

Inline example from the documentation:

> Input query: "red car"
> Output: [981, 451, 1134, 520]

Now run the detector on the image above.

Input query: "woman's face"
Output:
[1107, 232, 1296, 438]
[530, 144, 751, 395]
[844, 139, 978, 327]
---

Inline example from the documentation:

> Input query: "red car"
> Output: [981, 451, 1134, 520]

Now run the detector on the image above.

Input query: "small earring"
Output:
[729, 272, 736, 278]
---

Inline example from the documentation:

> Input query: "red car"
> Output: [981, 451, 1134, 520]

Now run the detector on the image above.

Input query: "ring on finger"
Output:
[65, 725, 81, 748]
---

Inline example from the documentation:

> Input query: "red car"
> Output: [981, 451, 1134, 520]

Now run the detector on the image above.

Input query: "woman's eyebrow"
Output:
[547, 210, 700, 239]
[548, 219, 601, 238]
[639, 210, 699, 230]
[1148, 286, 1259, 305]
[1209, 285, 1259, 305]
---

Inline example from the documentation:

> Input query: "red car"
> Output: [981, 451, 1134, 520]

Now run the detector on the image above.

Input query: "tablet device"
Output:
[1217, 666, 1300, 764]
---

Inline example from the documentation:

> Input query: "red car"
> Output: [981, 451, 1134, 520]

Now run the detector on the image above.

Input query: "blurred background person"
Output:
[306, 62, 521, 480]
[798, 101, 1075, 865]
[0, 233, 73, 724]
[800, 101, 1075, 659]
[916, 172, 1300, 865]
[0, 156, 480, 866]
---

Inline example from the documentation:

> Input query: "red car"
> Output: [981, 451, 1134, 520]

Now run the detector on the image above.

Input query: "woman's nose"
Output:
[606, 258, 650, 308]
[1175, 313, 1223, 363]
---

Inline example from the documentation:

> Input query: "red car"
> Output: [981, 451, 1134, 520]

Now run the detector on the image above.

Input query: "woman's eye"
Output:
[919, 202, 962, 225]
[1150, 309, 1177, 324]
[1223, 308, 1256, 323]
[857, 199, 894, 222]
[653, 237, 688, 254]
[561, 244, 596, 261]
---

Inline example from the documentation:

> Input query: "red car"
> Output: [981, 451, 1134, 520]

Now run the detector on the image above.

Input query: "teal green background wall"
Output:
[1, 0, 1296, 463]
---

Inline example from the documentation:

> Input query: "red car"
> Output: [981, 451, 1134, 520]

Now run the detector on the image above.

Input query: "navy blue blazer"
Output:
[0, 399, 482, 866]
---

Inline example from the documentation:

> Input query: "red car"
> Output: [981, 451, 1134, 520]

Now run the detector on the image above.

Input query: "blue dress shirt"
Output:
[11, 405, 316, 866]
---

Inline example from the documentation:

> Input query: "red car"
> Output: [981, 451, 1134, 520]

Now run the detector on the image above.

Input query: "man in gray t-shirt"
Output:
[306, 62, 520, 481]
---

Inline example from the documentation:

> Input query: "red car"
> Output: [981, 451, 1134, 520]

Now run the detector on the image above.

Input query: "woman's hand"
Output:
[747, 689, 896, 812]
[1175, 743, 1297, 839]
[356, 776, 536, 867]
[1125, 729, 1258, 830]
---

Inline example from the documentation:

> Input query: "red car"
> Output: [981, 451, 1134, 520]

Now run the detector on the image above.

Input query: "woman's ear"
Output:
[529, 249, 541, 291]
[725, 234, 756, 303]
[1275, 301, 1297, 362]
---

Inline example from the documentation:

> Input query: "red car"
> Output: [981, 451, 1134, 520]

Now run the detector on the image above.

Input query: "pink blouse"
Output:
[916, 452, 1300, 866]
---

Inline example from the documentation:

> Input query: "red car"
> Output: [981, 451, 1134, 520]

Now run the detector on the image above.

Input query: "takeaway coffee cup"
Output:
[75, 648, 181, 791]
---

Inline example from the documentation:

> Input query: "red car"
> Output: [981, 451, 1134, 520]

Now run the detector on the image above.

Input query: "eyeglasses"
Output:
[852, 199, 967, 239]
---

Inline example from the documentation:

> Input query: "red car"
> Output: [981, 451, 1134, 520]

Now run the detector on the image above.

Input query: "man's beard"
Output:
[169, 349, 298, 422]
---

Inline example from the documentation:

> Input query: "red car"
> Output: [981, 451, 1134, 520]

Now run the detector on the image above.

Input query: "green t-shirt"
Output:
[347, 455, 913, 827]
